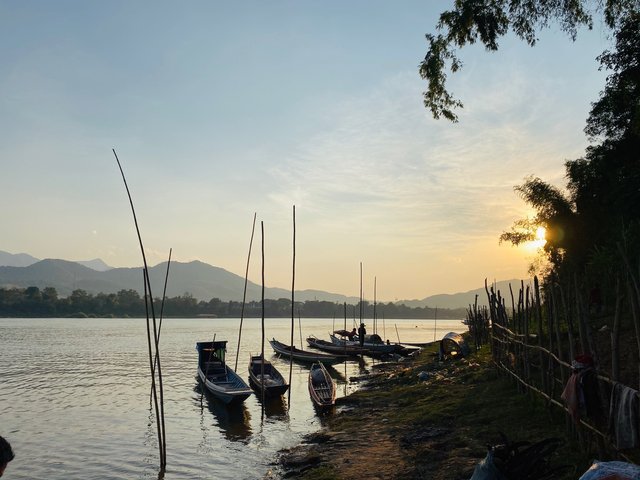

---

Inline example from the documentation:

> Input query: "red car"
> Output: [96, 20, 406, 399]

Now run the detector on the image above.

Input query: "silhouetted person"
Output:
[358, 322, 366, 347]
[347, 327, 357, 340]
[0, 436, 14, 478]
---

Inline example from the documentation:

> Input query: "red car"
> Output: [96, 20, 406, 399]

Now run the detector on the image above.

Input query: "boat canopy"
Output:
[364, 334, 385, 344]
[196, 340, 227, 363]
[441, 332, 470, 357]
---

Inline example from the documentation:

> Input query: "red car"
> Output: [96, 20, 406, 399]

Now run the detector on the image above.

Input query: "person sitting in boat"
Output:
[347, 328, 357, 340]
[357, 322, 366, 347]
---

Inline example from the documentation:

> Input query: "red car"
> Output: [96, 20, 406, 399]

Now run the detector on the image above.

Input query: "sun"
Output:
[526, 226, 547, 250]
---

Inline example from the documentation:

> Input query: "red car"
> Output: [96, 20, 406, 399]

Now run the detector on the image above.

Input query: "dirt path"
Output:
[273, 346, 582, 480]
[276, 361, 482, 479]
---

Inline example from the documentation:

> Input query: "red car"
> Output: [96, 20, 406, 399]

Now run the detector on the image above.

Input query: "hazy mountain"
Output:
[396, 279, 531, 309]
[0, 252, 527, 308]
[0, 258, 359, 303]
[76, 258, 113, 271]
[0, 250, 39, 267]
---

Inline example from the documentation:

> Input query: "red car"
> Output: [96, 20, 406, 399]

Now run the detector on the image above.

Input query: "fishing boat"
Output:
[247, 354, 289, 398]
[308, 362, 336, 408]
[269, 338, 347, 365]
[196, 340, 252, 405]
[330, 332, 400, 354]
[306, 336, 368, 356]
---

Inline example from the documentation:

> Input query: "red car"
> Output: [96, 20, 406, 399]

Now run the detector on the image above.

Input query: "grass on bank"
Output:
[295, 344, 592, 480]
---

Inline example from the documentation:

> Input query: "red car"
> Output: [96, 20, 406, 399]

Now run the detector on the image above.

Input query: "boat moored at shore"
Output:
[196, 340, 253, 405]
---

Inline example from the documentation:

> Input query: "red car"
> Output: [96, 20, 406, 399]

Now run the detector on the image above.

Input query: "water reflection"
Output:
[194, 383, 252, 442]
[257, 394, 288, 418]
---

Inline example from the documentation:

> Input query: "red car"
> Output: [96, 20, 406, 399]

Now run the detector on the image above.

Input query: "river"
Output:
[0, 317, 466, 479]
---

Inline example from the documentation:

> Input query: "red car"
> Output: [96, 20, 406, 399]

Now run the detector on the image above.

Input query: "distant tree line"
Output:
[0, 286, 467, 319]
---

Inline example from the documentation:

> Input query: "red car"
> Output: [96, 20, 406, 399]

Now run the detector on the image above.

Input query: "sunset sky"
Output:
[0, 1, 614, 301]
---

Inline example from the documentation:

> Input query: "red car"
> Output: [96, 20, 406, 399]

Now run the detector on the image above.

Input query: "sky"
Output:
[0, 1, 615, 301]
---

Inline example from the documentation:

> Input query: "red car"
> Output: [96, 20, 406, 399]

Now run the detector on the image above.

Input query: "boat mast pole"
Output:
[235, 213, 257, 371]
[373, 276, 377, 335]
[288, 206, 296, 408]
[359, 262, 363, 330]
[260, 221, 265, 413]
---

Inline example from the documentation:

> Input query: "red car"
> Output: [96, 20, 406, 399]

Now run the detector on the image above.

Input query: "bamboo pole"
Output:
[113, 149, 165, 468]
[534, 277, 546, 392]
[558, 283, 575, 362]
[359, 262, 363, 327]
[473, 294, 479, 350]
[288, 206, 296, 408]
[298, 314, 303, 349]
[143, 270, 164, 468]
[574, 273, 594, 355]
[544, 287, 557, 399]
[156, 248, 172, 345]
[373, 276, 377, 336]
[235, 213, 257, 372]
[260, 221, 265, 413]
[150, 249, 172, 398]
[485, 279, 497, 358]
[433, 306, 438, 342]
[549, 281, 565, 384]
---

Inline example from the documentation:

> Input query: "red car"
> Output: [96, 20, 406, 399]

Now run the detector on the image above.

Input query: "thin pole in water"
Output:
[299, 313, 303, 350]
[359, 263, 363, 326]
[113, 149, 165, 469]
[260, 221, 265, 416]
[395, 323, 401, 344]
[288, 205, 296, 408]
[150, 248, 172, 399]
[235, 213, 257, 371]
[143, 270, 164, 468]
[383, 314, 386, 342]
[434, 306, 438, 342]
[373, 276, 377, 335]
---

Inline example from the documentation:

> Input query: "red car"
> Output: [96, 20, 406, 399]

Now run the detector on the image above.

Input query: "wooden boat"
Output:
[330, 332, 400, 354]
[196, 340, 252, 405]
[269, 338, 347, 365]
[308, 362, 336, 408]
[306, 336, 368, 356]
[248, 354, 289, 398]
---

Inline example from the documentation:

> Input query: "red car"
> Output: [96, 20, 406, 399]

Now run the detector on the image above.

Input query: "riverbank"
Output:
[275, 343, 590, 479]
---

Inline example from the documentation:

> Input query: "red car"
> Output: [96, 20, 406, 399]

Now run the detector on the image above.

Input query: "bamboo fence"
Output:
[470, 276, 640, 463]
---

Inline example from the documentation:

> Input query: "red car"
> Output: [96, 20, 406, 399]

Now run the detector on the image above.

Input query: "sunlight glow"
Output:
[526, 226, 547, 250]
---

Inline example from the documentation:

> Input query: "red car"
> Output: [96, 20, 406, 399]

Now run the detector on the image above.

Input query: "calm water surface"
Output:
[0, 317, 465, 479]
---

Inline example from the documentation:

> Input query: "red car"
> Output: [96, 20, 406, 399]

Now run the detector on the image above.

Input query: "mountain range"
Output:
[0, 250, 528, 308]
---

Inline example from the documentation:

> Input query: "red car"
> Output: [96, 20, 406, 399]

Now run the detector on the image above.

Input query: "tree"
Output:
[585, 11, 640, 142]
[420, 0, 638, 122]
[501, 12, 640, 281]
[500, 176, 577, 271]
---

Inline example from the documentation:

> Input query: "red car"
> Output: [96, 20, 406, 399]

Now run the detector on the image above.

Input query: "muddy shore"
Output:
[271, 345, 585, 480]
